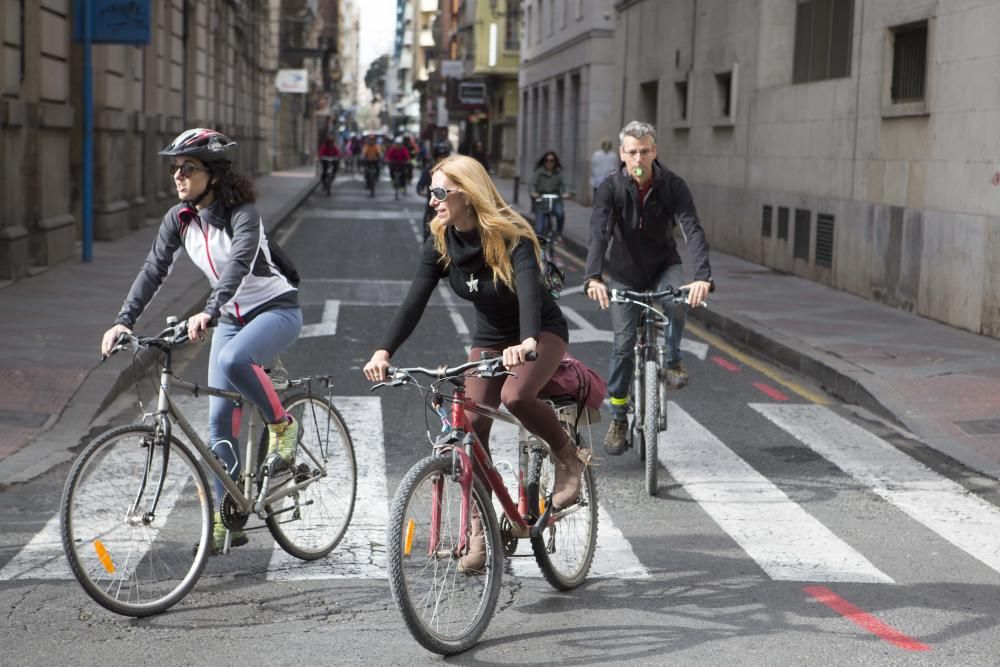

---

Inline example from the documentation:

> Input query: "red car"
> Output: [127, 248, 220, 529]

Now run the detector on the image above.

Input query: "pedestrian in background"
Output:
[590, 137, 619, 200]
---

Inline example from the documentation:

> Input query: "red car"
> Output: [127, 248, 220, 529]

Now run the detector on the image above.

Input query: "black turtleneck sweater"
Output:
[380, 227, 569, 355]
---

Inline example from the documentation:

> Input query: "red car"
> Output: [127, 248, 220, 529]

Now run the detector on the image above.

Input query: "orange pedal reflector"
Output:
[94, 540, 116, 574]
[404, 519, 415, 556]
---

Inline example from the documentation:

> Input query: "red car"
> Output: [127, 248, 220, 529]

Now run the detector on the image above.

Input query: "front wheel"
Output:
[528, 444, 598, 590]
[265, 394, 357, 560]
[633, 359, 645, 462]
[387, 455, 502, 655]
[61, 424, 212, 617]
[644, 360, 659, 496]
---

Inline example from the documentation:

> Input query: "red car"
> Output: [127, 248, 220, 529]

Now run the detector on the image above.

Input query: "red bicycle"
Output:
[374, 354, 599, 655]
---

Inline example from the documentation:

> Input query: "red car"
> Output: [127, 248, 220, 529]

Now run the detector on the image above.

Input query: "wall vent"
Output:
[816, 214, 834, 267]
[762, 205, 773, 237]
[794, 209, 811, 260]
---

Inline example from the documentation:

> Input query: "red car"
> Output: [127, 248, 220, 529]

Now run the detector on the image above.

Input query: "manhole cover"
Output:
[0, 409, 50, 428]
[955, 419, 1000, 436]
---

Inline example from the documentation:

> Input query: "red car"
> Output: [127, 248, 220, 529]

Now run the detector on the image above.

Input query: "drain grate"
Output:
[0, 409, 50, 428]
[955, 419, 1000, 436]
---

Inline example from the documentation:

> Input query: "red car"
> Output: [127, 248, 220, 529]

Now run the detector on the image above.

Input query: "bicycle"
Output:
[363, 159, 380, 197]
[320, 156, 338, 195]
[609, 287, 692, 496]
[388, 162, 408, 200]
[60, 317, 357, 617]
[375, 354, 599, 655]
[533, 193, 562, 241]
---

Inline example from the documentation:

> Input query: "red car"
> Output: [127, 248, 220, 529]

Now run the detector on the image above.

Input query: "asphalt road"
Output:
[1, 171, 998, 665]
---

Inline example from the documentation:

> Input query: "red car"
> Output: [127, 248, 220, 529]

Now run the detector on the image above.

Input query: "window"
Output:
[777, 206, 789, 240]
[762, 205, 773, 238]
[639, 80, 658, 128]
[794, 209, 811, 260]
[715, 71, 732, 118]
[890, 22, 927, 103]
[504, 9, 520, 50]
[793, 0, 853, 83]
[674, 78, 689, 123]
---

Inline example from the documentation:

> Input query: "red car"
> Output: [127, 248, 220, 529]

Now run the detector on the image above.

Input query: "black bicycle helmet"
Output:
[432, 140, 452, 158]
[159, 128, 237, 163]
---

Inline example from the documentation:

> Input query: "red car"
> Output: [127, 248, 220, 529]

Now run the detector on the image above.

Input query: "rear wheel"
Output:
[61, 424, 212, 617]
[265, 394, 356, 560]
[528, 444, 598, 590]
[643, 360, 659, 496]
[387, 455, 502, 655]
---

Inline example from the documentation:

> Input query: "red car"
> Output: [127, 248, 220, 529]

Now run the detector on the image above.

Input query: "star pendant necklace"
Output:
[466, 272, 479, 293]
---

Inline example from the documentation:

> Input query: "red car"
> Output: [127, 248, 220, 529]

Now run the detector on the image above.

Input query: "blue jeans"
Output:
[534, 198, 565, 237]
[207, 307, 303, 505]
[607, 264, 686, 420]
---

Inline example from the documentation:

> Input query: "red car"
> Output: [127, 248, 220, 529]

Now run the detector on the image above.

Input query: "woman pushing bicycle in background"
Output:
[363, 154, 588, 570]
[99, 128, 303, 553]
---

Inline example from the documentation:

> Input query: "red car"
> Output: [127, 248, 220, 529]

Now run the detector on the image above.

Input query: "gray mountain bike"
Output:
[60, 317, 356, 617]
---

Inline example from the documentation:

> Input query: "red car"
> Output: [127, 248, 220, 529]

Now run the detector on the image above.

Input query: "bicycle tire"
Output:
[528, 445, 598, 590]
[633, 360, 645, 462]
[387, 455, 502, 655]
[265, 393, 357, 560]
[61, 424, 212, 617]
[643, 360, 659, 496]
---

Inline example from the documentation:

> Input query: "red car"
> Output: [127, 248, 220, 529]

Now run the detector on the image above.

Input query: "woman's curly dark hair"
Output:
[207, 161, 257, 208]
[535, 151, 562, 172]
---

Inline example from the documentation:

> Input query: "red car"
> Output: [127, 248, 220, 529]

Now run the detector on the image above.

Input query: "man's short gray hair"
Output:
[619, 121, 657, 147]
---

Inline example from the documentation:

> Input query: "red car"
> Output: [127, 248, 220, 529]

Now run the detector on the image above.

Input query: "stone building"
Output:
[0, 0, 335, 283]
[518, 0, 618, 203]
[612, 0, 1000, 336]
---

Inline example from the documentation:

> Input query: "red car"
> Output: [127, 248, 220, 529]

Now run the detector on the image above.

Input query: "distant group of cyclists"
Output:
[104, 119, 713, 556]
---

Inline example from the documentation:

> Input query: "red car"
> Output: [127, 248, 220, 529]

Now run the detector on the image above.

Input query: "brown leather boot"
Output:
[551, 446, 586, 509]
[457, 513, 486, 574]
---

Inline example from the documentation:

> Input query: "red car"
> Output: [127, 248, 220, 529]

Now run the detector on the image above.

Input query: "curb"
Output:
[0, 177, 318, 487]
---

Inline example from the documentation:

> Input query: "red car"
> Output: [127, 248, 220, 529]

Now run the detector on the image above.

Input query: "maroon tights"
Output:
[465, 332, 570, 456]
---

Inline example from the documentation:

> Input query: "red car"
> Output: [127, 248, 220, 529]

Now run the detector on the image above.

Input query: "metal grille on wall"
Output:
[762, 205, 773, 238]
[816, 214, 835, 267]
[891, 22, 927, 102]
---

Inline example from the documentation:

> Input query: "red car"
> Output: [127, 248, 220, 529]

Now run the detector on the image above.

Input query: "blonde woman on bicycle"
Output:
[364, 155, 586, 570]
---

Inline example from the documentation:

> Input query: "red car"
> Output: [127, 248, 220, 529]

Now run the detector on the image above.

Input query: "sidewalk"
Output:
[0, 166, 318, 485]
[494, 176, 1000, 478]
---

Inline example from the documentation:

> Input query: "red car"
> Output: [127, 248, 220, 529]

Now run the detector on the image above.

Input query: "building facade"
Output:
[0, 0, 336, 283]
[519, 0, 617, 202]
[614, 0, 1000, 337]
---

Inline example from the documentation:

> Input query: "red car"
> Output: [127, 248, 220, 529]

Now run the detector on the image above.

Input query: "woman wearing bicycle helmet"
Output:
[99, 128, 303, 553]
[363, 155, 586, 572]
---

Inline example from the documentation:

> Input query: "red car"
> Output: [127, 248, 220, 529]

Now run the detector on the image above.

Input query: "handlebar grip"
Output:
[524, 351, 538, 362]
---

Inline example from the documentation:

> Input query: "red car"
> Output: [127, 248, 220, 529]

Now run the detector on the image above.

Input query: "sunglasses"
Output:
[169, 163, 208, 178]
[429, 186, 460, 202]
[544, 157, 556, 162]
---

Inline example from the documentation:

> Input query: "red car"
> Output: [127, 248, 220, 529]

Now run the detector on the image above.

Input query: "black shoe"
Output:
[603, 419, 628, 456]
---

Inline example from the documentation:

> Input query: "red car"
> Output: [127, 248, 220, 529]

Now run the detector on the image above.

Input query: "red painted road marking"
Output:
[711, 355, 741, 372]
[803, 586, 930, 652]
[752, 381, 789, 401]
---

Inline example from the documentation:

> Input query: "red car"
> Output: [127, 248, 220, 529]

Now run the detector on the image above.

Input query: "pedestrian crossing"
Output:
[4, 397, 1000, 586]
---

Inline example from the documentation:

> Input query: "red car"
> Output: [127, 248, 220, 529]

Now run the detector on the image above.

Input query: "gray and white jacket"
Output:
[114, 199, 298, 328]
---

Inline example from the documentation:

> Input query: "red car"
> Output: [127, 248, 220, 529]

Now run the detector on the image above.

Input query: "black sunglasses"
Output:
[169, 162, 208, 178]
[429, 186, 460, 202]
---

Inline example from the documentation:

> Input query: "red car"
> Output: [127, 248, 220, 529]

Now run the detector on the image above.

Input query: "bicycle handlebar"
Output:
[373, 352, 538, 390]
[610, 287, 689, 303]
[107, 318, 191, 358]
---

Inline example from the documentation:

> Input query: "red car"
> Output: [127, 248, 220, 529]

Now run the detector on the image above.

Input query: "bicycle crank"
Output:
[221, 492, 249, 530]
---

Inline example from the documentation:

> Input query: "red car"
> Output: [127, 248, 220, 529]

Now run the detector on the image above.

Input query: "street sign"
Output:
[458, 82, 487, 106]
[73, 0, 151, 44]
[441, 60, 464, 79]
[276, 69, 309, 93]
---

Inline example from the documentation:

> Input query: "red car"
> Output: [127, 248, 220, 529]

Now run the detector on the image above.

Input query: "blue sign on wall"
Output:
[74, 0, 151, 44]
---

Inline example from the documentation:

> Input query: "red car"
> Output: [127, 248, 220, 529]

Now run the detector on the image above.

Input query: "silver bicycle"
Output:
[60, 317, 357, 616]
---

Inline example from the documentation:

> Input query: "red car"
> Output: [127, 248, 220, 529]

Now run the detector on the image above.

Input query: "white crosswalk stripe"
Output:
[659, 402, 893, 583]
[752, 403, 1000, 576]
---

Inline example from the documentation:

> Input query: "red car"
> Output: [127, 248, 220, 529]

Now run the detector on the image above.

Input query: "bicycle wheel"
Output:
[61, 424, 212, 617]
[633, 360, 645, 462]
[387, 455, 502, 655]
[644, 359, 659, 496]
[528, 444, 598, 590]
[265, 393, 356, 560]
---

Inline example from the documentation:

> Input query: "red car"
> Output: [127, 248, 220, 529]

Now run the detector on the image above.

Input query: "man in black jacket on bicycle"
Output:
[583, 120, 713, 455]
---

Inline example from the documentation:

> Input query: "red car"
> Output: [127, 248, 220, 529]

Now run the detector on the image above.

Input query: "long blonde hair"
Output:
[429, 154, 541, 291]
